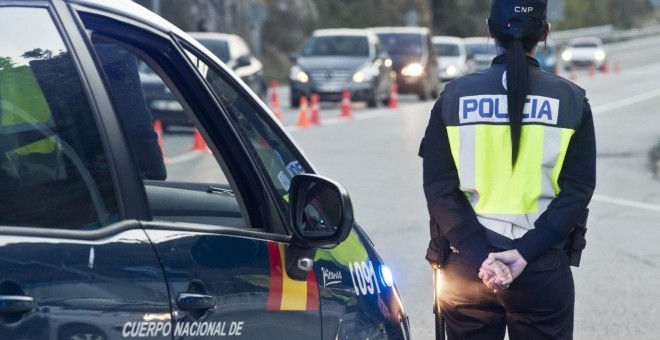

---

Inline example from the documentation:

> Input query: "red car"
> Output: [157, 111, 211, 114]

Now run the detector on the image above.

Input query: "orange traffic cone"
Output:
[310, 93, 322, 125]
[190, 129, 210, 153]
[269, 81, 282, 122]
[153, 119, 168, 163]
[614, 61, 620, 74]
[588, 65, 596, 78]
[340, 89, 352, 118]
[601, 62, 609, 75]
[296, 96, 311, 128]
[388, 83, 399, 109]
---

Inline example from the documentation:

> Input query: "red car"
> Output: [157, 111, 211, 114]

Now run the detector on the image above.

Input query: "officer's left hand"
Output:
[479, 259, 512, 293]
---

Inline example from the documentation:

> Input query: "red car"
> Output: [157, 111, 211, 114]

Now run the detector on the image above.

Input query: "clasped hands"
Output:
[478, 249, 528, 293]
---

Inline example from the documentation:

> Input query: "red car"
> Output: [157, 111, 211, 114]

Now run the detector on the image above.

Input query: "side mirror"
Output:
[288, 53, 299, 63]
[235, 55, 251, 69]
[285, 174, 354, 280]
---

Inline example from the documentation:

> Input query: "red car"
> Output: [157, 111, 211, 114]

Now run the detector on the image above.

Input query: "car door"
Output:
[75, 6, 324, 339]
[0, 3, 170, 339]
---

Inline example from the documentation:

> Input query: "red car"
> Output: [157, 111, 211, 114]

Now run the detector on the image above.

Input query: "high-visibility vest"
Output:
[1, 64, 56, 155]
[441, 63, 586, 242]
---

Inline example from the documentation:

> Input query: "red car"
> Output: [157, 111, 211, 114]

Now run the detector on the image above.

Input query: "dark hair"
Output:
[488, 20, 548, 164]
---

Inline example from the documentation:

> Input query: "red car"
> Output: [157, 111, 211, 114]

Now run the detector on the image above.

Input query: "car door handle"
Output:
[0, 295, 36, 314]
[176, 293, 216, 311]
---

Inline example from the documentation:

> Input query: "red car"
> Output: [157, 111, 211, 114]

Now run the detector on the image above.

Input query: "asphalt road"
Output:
[160, 34, 660, 339]
[287, 35, 660, 339]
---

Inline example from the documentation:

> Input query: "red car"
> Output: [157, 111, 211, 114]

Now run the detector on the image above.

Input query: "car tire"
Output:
[367, 88, 380, 108]
[418, 79, 431, 101]
[290, 96, 300, 108]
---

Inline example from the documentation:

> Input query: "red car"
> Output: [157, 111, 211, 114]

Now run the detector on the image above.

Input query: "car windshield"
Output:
[377, 33, 423, 56]
[465, 42, 496, 55]
[571, 43, 599, 48]
[196, 38, 230, 62]
[301, 35, 369, 57]
[434, 43, 460, 57]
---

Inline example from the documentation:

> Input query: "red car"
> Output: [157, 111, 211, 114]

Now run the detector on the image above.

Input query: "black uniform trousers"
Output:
[439, 249, 574, 340]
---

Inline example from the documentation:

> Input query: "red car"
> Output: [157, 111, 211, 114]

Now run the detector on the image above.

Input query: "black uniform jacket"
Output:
[421, 55, 596, 269]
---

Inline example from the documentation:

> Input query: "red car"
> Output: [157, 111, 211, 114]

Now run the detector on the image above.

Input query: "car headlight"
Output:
[379, 265, 394, 288]
[594, 50, 606, 61]
[561, 50, 572, 61]
[401, 63, 423, 77]
[289, 65, 309, 83]
[352, 65, 375, 83]
[446, 65, 458, 77]
[384, 58, 393, 68]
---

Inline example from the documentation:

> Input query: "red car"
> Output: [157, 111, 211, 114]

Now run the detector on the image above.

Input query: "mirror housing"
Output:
[288, 52, 299, 63]
[288, 174, 353, 249]
[285, 174, 353, 281]
[235, 55, 251, 69]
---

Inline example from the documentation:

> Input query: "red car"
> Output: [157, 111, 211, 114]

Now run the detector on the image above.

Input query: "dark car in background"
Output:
[372, 26, 441, 100]
[289, 28, 393, 108]
[0, 1, 411, 339]
[464, 37, 498, 73]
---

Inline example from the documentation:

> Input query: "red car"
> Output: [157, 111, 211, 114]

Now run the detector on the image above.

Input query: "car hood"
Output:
[296, 56, 369, 71]
[569, 48, 600, 58]
[439, 56, 464, 68]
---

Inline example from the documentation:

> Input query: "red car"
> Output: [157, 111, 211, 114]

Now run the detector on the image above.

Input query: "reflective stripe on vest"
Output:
[446, 98, 575, 240]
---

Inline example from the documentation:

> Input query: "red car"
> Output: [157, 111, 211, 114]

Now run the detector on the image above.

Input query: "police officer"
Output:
[421, 0, 596, 338]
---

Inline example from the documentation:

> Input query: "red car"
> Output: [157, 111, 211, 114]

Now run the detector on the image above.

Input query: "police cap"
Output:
[489, 0, 548, 38]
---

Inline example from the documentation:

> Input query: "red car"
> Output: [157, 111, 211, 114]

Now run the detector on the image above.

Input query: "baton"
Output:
[432, 263, 445, 340]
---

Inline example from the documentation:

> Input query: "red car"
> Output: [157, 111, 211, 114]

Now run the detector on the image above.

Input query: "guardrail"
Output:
[551, 24, 660, 46]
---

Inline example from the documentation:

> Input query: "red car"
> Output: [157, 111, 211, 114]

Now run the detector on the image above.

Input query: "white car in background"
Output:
[432, 36, 469, 81]
[561, 36, 607, 71]
[463, 37, 498, 73]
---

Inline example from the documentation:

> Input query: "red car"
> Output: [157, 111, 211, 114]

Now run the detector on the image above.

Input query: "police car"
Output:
[0, 0, 410, 339]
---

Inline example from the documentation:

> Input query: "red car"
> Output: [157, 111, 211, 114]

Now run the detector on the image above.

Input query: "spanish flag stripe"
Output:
[306, 269, 320, 311]
[266, 242, 283, 311]
[278, 243, 308, 310]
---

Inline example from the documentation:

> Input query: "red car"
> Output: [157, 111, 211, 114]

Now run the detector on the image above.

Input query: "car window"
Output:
[571, 43, 599, 48]
[182, 47, 309, 211]
[0, 7, 118, 229]
[197, 38, 230, 62]
[302, 35, 370, 57]
[86, 38, 232, 183]
[434, 43, 460, 57]
[377, 33, 423, 56]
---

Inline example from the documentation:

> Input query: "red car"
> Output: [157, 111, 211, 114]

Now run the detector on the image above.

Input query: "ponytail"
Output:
[488, 20, 548, 166]
[506, 38, 528, 165]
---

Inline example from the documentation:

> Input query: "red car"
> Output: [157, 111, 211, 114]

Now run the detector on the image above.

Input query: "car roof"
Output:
[312, 28, 372, 37]
[432, 36, 464, 45]
[369, 26, 430, 35]
[68, 0, 172, 33]
[463, 37, 496, 45]
[187, 32, 240, 42]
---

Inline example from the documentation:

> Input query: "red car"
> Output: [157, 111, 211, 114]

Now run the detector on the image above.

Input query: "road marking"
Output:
[592, 194, 660, 212]
[592, 87, 660, 115]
